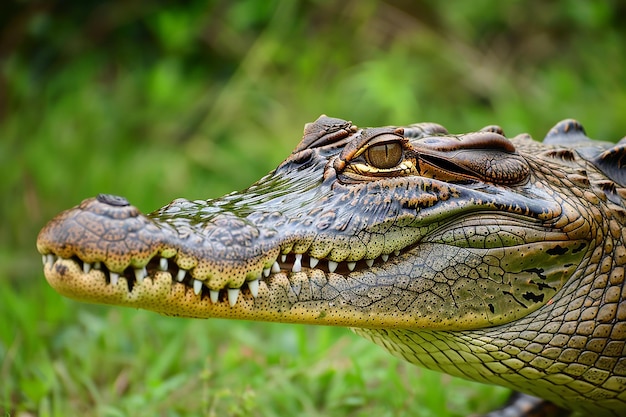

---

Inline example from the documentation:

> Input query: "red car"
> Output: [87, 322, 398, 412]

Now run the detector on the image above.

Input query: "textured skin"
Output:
[37, 116, 626, 416]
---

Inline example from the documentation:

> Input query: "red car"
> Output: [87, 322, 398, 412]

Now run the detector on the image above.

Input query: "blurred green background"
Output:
[1, 1, 625, 416]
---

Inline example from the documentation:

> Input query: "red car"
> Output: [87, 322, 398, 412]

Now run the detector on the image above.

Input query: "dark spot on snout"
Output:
[55, 263, 69, 277]
[546, 245, 568, 255]
[524, 267, 547, 280]
[522, 292, 545, 303]
[530, 280, 556, 291]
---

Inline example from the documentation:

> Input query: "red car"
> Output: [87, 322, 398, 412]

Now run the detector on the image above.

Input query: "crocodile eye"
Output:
[365, 142, 403, 169]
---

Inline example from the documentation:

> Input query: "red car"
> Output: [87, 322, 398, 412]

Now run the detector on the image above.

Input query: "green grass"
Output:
[1, 1, 625, 416]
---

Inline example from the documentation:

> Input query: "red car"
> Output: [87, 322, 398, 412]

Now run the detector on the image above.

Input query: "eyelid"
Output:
[353, 133, 406, 159]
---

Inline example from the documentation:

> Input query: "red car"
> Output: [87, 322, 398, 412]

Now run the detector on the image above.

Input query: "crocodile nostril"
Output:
[97, 194, 130, 207]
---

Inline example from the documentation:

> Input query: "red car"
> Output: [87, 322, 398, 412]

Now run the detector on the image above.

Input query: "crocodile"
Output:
[37, 115, 626, 416]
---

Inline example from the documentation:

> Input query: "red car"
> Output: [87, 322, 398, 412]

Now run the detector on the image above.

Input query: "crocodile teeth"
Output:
[193, 279, 203, 295]
[310, 257, 320, 268]
[159, 258, 168, 271]
[347, 262, 356, 271]
[394, 250, 400, 256]
[381, 254, 389, 262]
[83, 262, 92, 274]
[328, 260, 338, 273]
[248, 279, 259, 298]
[210, 290, 219, 303]
[176, 269, 186, 282]
[365, 259, 374, 267]
[94, 262, 101, 270]
[43, 254, 57, 267]
[135, 267, 147, 282]
[281, 254, 287, 263]
[263, 261, 284, 278]
[292, 254, 302, 273]
[110, 272, 120, 286]
[227, 288, 239, 306]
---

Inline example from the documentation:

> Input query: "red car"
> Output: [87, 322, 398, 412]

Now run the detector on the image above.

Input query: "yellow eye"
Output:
[365, 142, 403, 169]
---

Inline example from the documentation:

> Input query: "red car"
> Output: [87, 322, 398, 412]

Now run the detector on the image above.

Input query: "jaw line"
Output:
[41, 247, 406, 309]
[42, 251, 439, 329]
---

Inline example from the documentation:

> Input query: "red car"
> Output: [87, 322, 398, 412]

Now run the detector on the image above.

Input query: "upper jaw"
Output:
[35, 192, 416, 307]
[36, 193, 430, 327]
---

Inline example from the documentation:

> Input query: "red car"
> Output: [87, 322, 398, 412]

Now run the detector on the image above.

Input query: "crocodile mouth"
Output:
[42, 250, 403, 307]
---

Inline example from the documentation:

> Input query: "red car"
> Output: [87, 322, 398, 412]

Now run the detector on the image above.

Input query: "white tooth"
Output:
[45, 254, 56, 266]
[94, 262, 102, 270]
[263, 268, 271, 277]
[176, 269, 187, 282]
[248, 279, 259, 298]
[292, 254, 302, 273]
[271, 261, 281, 273]
[83, 262, 92, 274]
[347, 262, 356, 271]
[210, 290, 219, 303]
[135, 267, 147, 282]
[328, 261, 338, 273]
[193, 279, 203, 295]
[159, 258, 168, 271]
[394, 250, 400, 256]
[41, 255, 46, 265]
[110, 272, 119, 286]
[281, 254, 287, 263]
[310, 257, 320, 268]
[381, 254, 389, 262]
[365, 259, 374, 267]
[227, 288, 240, 306]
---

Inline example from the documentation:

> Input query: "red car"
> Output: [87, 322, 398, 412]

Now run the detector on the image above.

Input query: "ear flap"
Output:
[543, 119, 591, 146]
[544, 119, 625, 187]
[590, 144, 626, 187]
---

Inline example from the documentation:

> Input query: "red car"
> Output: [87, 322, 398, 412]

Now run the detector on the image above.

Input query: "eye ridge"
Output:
[365, 142, 403, 169]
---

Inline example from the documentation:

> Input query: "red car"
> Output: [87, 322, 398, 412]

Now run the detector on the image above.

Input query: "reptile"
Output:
[37, 115, 626, 416]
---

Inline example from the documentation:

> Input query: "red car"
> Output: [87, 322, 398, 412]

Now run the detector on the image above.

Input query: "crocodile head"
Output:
[37, 115, 596, 330]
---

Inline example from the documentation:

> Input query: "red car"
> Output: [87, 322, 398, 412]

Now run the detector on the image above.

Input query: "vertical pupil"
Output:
[367, 142, 402, 169]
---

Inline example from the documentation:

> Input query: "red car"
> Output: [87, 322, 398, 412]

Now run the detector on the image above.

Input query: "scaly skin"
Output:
[37, 116, 626, 416]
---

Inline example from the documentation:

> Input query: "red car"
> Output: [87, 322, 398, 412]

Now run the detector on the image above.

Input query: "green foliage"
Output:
[1, 0, 624, 415]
